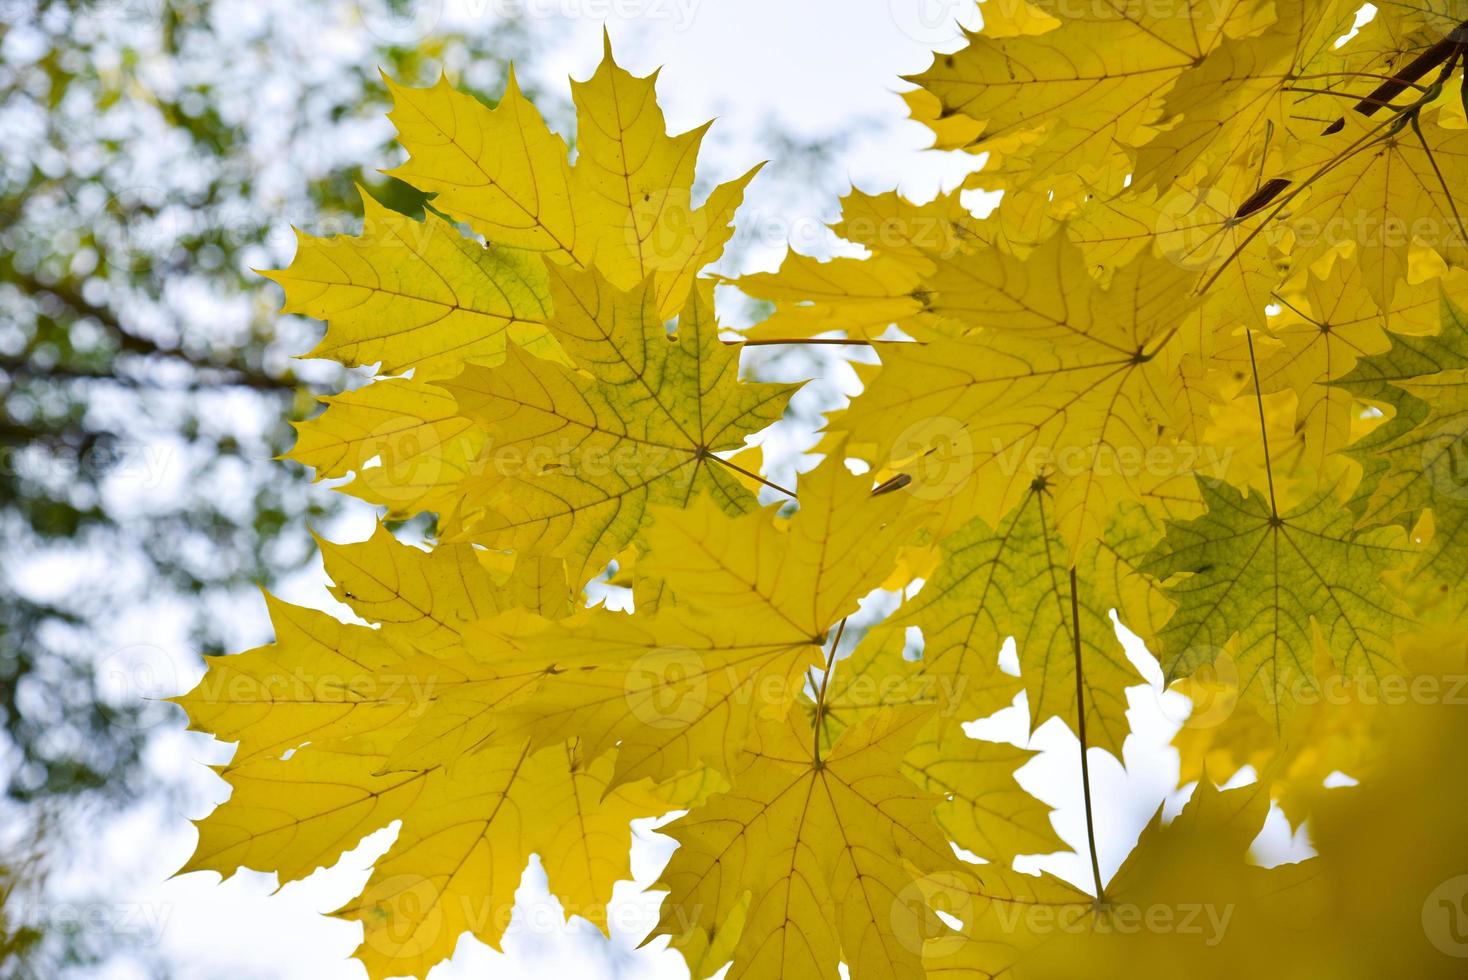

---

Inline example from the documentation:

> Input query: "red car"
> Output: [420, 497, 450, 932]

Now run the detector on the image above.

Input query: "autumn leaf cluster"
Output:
[180, 7, 1468, 979]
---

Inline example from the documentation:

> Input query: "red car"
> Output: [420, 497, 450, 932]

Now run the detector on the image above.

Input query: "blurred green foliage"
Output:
[0, 1, 559, 972]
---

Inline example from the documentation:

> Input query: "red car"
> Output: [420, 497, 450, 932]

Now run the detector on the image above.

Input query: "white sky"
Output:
[53, 2, 1301, 977]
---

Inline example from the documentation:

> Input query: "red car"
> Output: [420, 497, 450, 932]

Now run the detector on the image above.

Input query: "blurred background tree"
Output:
[0, 1, 570, 972]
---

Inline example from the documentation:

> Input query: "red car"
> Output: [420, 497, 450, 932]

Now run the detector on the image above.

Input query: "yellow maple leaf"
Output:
[336, 741, 661, 979]
[265, 191, 554, 378]
[655, 708, 960, 980]
[385, 37, 757, 318]
[175, 595, 423, 767]
[910, 0, 1276, 194]
[442, 268, 798, 587]
[838, 233, 1209, 552]
[289, 378, 485, 518]
[473, 454, 927, 787]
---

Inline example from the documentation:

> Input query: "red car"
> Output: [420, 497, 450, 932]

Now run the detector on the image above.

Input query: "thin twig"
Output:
[1069, 566, 1106, 902]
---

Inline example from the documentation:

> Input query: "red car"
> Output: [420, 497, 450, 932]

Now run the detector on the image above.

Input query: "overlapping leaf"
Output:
[655, 709, 960, 980]
[1143, 477, 1416, 722]
[442, 267, 797, 586]
[385, 37, 757, 318]
[837, 233, 1209, 552]
[472, 455, 926, 788]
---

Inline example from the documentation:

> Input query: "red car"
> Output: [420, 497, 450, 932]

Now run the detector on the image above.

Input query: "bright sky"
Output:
[59, 3, 1298, 977]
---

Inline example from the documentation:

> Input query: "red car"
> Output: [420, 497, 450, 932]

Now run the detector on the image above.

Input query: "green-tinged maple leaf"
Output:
[867, 487, 1170, 756]
[441, 267, 798, 587]
[1250, 255, 1468, 464]
[1333, 295, 1468, 526]
[1143, 477, 1417, 723]
[1331, 294, 1468, 618]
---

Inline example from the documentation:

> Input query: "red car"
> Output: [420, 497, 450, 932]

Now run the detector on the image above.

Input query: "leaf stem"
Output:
[812, 617, 848, 766]
[726, 338, 924, 347]
[1198, 114, 1394, 293]
[1291, 70, 1430, 90]
[1069, 565, 1106, 902]
[735, 337, 874, 347]
[1281, 86, 1408, 108]
[1244, 330, 1280, 519]
[707, 452, 798, 498]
